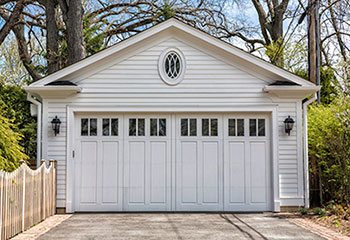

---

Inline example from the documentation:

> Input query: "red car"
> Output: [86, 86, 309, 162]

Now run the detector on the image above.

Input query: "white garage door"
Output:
[74, 113, 271, 212]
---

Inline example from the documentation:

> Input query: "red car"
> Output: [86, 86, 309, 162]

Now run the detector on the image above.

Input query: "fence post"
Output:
[19, 160, 25, 232]
[49, 159, 57, 215]
[41, 160, 46, 220]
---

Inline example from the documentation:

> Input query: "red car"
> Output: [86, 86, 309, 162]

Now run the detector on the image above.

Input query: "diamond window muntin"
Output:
[165, 52, 181, 79]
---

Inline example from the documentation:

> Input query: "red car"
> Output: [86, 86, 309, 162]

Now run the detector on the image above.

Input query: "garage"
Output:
[74, 113, 271, 212]
[25, 18, 319, 213]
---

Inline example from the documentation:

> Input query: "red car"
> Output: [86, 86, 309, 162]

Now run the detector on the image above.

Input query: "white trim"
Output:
[27, 94, 42, 168]
[158, 47, 186, 86]
[271, 107, 280, 212]
[302, 94, 317, 208]
[65, 105, 280, 212]
[24, 86, 81, 98]
[297, 101, 304, 199]
[264, 86, 321, 98]
[66, 106, 74, 213]
[28, 18, 314, 88]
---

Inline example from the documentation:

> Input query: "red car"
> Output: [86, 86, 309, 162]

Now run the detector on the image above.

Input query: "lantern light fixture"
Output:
[51, 116, 61, 136]
[284, 115, 295, 136]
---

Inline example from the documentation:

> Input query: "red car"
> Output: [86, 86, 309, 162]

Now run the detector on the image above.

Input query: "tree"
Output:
[308, 96, 350, 204]
[0, 0, 230, 80]
[0, 99, 28, 172]
[294, 66, 338, 105]
[0, 83, 37, 161]
[59, 0, 86, 65]
[0, 0, 29, 46]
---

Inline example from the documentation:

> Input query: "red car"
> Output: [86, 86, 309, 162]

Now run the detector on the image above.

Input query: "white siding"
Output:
[278, 103, 299, 197]
[43, 37, 303, 208]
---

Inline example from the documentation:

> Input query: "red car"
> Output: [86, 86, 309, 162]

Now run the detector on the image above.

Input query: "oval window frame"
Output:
[158, 47, 186, 86]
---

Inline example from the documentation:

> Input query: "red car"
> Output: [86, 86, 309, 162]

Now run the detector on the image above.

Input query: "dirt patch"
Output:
[309, 214, 350, 237]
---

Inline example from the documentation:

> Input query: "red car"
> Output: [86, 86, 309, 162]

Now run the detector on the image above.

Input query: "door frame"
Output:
[66, 105, 279, 213]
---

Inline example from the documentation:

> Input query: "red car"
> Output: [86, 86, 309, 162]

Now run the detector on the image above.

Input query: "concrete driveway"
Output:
[37, 213, 324, 240]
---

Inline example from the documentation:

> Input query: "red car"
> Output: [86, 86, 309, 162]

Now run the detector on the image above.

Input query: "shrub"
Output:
[0, 100, 28, 171]
[299, 208, 309, 215]
[308, 96, 350, 204]
[313, 207, 326, 216]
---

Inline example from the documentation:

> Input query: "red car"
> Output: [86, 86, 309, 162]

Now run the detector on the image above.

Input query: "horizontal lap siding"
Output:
[44, 37, 301, 208]
[278, 102, 300, 199]
[45, 102, 67, 207]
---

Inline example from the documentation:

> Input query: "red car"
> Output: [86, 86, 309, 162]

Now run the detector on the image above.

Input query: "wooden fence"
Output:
[0, 160, 56, 240]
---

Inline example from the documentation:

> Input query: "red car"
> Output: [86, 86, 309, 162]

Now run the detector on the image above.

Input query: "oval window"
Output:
[158, 48, 186, 85]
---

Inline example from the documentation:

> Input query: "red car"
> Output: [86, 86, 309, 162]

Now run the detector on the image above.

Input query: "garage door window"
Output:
[228, 119, 245, 136]
[103, 118, 119, 136]
[81, 118, 97, 136]
[129, 118, 145, 136]
[249, 119, 266, 137]
[181, 119, 197, 136]
[150, 118, 167, 136]
[202, 118, 218, 136]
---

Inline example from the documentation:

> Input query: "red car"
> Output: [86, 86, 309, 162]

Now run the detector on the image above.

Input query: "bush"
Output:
[308, 96, 350, 204]
[313, 207, 326, 216]
[0, 83, 36, 161]
[299, 208, 309, 215]
[0, 100, 28, 171]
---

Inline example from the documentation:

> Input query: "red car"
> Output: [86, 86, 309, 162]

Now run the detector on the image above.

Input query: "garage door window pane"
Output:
[202, 119, 209, 136]
[258, 119, 265, 136]
[129, 119, 136, 136]
[228, 119, 236, 136]
[159, 119, 166, 136]
[211, 119, 218, 136]
[249, 119, 257, 136]
[138, 119, 145, 136]
[103, 119, 110, 136]
[81, 119, 88, 136]
[90, 119, 97, 136]
[181, 119, 188, 136]
[150, 118, 158, 136]
[111, 119, 118, 136]
[237, 119, 244, 136]
[190, 119, 197, 136]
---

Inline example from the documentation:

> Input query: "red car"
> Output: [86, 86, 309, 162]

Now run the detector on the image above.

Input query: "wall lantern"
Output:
[51, 116, 61, 136]
[284, 116, 295, 136]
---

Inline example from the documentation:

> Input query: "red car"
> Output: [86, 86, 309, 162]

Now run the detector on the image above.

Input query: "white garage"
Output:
[25, 18, 320, 212]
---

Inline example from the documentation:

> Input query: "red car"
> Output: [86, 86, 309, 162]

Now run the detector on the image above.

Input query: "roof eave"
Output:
[24, 86, 81, 98]
[264, 85, 321, 98]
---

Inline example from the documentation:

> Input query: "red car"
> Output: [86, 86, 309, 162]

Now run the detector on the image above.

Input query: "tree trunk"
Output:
[45, 0, 59, 74]
[251, 0, 289, 67]
[12, 17, 42, 81]
[65, 0, 86, 65]
[0, 0, 26, 46]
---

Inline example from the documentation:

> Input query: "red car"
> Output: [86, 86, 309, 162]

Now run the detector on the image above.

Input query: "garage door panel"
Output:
[227, 141, 245, 204]
[80, 141, 98, 204]
[128, 141, 146, 204]
[180, 141, 198, 204]
[250, 142, 266, 204]
[202, 141, 219, 204]
[101, 141, 119, 204]
[150, 141, 167, 204]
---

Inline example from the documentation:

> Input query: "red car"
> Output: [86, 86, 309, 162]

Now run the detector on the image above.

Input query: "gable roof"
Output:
[27, 18, 315, 88]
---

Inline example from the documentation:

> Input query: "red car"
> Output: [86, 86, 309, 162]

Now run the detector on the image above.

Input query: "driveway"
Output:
[38, 213, 324, 240]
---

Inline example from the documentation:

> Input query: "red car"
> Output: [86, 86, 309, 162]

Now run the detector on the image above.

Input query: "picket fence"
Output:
[0, 160, 56, 240]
